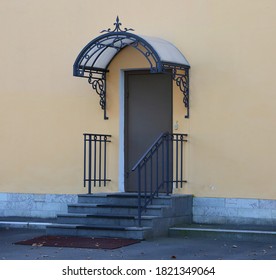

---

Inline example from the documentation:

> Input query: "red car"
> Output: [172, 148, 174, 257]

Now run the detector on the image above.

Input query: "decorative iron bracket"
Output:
[173, 68, 190, 119]
[163, 64, 190, 118]
[88, 70, 108, 120]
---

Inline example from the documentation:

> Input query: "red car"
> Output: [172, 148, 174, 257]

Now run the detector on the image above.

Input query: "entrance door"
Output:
[125, 71, 172, 192]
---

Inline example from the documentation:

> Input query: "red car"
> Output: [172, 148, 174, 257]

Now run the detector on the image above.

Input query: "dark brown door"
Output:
[125, 71, 172, 192]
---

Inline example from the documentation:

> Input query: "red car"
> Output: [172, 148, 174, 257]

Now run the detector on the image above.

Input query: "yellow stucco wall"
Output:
[1, 0, 276, 198]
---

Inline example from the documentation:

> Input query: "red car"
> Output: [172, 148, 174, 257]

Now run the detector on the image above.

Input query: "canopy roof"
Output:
[73, 18, 190, 77]
[73, 17, 190, 119]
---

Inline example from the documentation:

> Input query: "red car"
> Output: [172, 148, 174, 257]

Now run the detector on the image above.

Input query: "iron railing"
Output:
[132, 132, 188, 226]
[83, 133, 111, 193]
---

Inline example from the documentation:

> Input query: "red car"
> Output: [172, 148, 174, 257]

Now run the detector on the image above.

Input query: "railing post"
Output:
[138, 165, 142, 227]
[144, 161, 147, 201]
[93, 135, 97, 187]
[84, 135, 87, 188]
[156, 144, 159, 197]
[180, 134, 184, 188]
[88, 134, 92, 194]
[99, 135, 102, 187]
[150, 152, 153, 196]
[166, 133, 170, 194]
[162, 136, 165, 195]
[104, 135, 107, 186]
[175, 134, 179, 188]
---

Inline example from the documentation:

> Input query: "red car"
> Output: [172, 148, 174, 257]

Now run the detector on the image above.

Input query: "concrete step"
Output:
[77, 193, 176, 206]
[46, 223, 151, 240]
[67, 203, 170, 216]
[78, 193, 145, 205]
[56, 213, 158, 227]
[169, 224, 276, 242]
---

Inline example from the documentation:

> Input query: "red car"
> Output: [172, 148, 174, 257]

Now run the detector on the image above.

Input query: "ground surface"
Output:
[1, 228, 276, 260]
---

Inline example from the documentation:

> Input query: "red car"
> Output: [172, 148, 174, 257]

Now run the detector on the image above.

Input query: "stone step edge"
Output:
[0, 221, 53, 229]
[57, 213, 158, 220]
[169, 227, 276, 235]
[68, 203, 169, 209]
[78, 193, 185, 199]
[47, 223, 151, 231]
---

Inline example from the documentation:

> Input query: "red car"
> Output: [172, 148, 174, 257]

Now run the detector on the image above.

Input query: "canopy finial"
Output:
[101, 16, 134, 33]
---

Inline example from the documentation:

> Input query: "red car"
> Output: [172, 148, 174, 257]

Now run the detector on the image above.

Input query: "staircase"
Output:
[46, 193, 192, 240]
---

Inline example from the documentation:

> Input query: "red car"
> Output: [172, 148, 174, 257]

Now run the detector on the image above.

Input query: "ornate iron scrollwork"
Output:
[173, 69, 190, 119]
[163, 64, 190, 118]
[88, 70, 108, 120]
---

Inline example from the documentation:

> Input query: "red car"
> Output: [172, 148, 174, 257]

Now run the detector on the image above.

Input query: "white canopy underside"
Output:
[80, 35, 190, 70]
[141, 35, 190, 66]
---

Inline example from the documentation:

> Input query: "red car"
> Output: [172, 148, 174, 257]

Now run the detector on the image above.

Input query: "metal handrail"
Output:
[132, 132, 168, 171]
[132, 132, 188, 226]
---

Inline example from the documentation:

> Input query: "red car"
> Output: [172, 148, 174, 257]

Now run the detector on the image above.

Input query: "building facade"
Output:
[1, 0, 276, 224]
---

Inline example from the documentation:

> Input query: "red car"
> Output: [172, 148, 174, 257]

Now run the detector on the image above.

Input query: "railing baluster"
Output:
[93, 136, 97, 187]
[144, 162, 147, 201]
[162, 137, 165, 194]
[88, 134, 92, 194]
[156, 145, 159, 197]
[176, 134, 179, 188]
[104, 136, 107, 186]
[166, 134, 170, 193]
[84, 135, 87, 188]
[138, 165, 142, 227]
[150, 151, 153, 196]
[180, 135, 183, 188]
[99, 136, 102, 187]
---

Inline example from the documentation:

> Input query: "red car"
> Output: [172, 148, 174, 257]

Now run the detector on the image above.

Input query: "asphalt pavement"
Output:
[1, 227, 276, 260]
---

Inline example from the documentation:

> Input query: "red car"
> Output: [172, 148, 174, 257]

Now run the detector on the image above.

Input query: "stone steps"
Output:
[78, 193, 174, 205]
[47, 224, 152, 239]
[67, 203, 169, 216]
[46, 193, 193, 240]
[56, 213, 158, 227]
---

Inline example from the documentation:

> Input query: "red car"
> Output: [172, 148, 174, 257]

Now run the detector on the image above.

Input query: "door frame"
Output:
[118, 68, 150, 192]
[121, 69, 173, 193]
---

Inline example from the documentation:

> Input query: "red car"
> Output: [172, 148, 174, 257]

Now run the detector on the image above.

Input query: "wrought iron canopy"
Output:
[73, 17, 190, 119]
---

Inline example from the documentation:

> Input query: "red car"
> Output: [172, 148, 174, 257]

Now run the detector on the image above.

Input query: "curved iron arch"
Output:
[73, 32, 164, 77]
